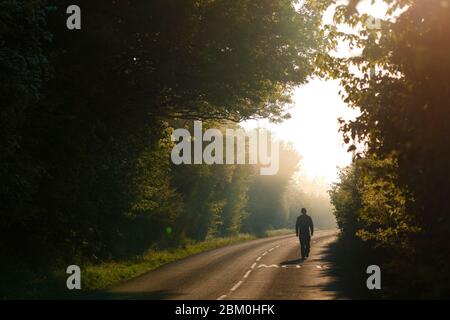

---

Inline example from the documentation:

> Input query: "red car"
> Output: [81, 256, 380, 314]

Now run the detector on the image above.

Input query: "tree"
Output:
[0, 0, 324, 297]
[323, 0, 450, 297]
[244, 141, 300, 235]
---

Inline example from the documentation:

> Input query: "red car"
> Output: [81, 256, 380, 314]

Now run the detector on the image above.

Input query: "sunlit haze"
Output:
[242, 0, 392, 189]
[242, 79, 359, 186]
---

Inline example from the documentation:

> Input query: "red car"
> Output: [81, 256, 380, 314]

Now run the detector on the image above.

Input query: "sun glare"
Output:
[242, 79, 359, 186]
[241, 0, 394, 189]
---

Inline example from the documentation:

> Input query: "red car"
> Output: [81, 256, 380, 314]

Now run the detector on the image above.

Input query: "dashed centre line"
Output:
[230, 280, 243, 291]
[216, 243, 282, 300]
[282, 264, 301, 268]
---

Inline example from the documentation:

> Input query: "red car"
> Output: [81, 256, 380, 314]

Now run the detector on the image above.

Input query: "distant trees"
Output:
[243, 142, 300, 235]
[326, 0, 450, 297]
[285, 178, 336, 230]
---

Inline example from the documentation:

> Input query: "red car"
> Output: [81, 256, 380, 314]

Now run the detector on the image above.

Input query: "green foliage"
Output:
[220, 165, 253, 236]
[83, 234, 256, 294]
[356, 156, 420, 250]
[329, 165, 362, 238]
[0, 0, 51, 257]
[331, 156, 419, 249]
[244, 142, 300, 235]
[325, 0, 450, 297]
[0, 0, 324, 298]
[1, 233, 256, 299]
[45, 0, 323, 123]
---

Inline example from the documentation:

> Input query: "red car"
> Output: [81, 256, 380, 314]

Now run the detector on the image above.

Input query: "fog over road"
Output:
[102, 230, 344, 300]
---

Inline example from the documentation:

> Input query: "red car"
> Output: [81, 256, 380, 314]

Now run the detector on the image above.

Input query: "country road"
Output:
[100, 229, 346, 300]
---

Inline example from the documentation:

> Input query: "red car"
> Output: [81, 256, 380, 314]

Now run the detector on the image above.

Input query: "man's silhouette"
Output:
[295, 208, 314, 260]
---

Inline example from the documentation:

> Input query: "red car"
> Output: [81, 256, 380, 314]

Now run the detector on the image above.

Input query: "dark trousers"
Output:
[299, 235, 311, 258]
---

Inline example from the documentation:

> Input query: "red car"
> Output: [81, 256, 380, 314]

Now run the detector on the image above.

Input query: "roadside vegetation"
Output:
[3, 232, 301, 299]
[3, 0, 447, 300]
[0, 0, 335, 299]
[326, 0, 450, 298]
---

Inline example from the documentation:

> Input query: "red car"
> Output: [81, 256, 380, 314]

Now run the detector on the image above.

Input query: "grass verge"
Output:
[83, 234, 256, 293]
[3, 231, 294, 298]
[266, 228, 294, 237]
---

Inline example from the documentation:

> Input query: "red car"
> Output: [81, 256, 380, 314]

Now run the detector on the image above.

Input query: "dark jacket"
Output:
[296, 214, 314, 238]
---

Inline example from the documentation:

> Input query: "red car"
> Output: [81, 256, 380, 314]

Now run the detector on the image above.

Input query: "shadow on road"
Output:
[90, 290, 180, 300]
[308, 238, 373, 299]
[279, 258, 304, 266]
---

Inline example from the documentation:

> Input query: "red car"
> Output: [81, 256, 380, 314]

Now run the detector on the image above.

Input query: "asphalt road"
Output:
[103, 229, 344, 300]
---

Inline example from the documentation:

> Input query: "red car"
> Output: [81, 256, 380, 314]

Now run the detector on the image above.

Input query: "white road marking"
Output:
[220, 240, 288, 298]
[257, 264, 279, 268]
[282, 265, 301, 268]
[230, 281, 243, 292]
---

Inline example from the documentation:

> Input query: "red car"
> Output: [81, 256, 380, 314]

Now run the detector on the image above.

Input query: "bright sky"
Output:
[242, 0, 392, 187]
[243, 79, 359, 185]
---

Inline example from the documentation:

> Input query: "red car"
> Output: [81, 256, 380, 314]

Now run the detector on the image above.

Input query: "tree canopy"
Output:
[0, 0, 325, 297]
[327, 0, 450, 298]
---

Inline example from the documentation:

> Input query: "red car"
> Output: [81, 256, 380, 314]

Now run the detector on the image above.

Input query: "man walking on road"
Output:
[296, 208, 314, 260]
